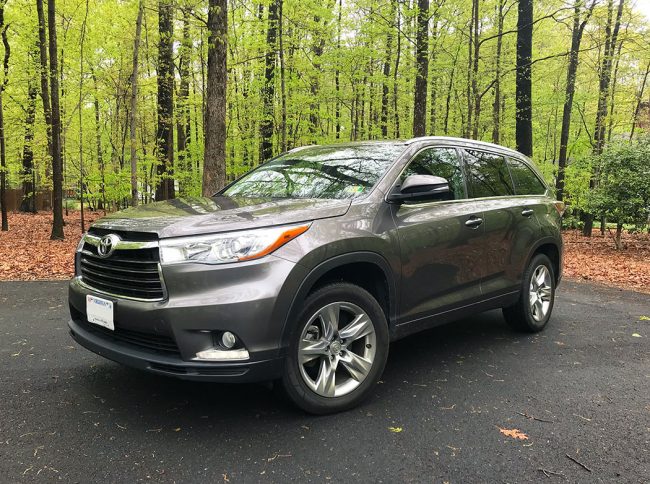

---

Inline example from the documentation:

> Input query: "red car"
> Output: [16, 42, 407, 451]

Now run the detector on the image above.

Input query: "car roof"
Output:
[289, 137, 528, 161]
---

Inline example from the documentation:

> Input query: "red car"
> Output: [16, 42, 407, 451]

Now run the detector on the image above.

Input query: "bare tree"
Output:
[515, 0, 533, 156]
[0, 1, 8, 231]
[583, 0, 624, 236]
[630, 58, 650, 140]
[47, 0, 64, 239]
[202, 0, 227, 196]
[155, 0, 175, 201]
[35, 0, 52, 173]
[130, 0, 143, 206]
[556, 0, 594, 202]
[260, 0, 279, 162]
[412, 0, 429, 137]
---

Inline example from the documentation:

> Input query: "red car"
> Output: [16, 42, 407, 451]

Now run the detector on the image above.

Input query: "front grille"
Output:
[80, 243, 165, 301]
[79, 318, 180, 355]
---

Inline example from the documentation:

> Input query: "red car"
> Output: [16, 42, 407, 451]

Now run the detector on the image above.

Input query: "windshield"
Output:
[222, 143, 406, 200]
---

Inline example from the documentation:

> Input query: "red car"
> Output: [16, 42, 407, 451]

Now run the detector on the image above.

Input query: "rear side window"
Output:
[401, 147, 466, 200]
[506, 158, 547, 195]
[463, 149, 514, 198]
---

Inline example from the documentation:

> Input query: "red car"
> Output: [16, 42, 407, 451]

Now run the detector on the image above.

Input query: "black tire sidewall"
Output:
[281, 283, 389, 414]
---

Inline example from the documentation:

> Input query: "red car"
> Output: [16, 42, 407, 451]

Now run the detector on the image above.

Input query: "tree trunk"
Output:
[556, 0, 593, 202]
[91, 71, 106, 213]
[515, 0, 533, 156]
[47, 0, 64, 239]
[412, 0, 429, 137]
[630, 58, 650, 140]
[335, 0, 342, 140]
[260, 0, 279, 162]
[606, 39, 623, 143]
[155, 0, 174, 201]
[278, 0, 287, 151]
[393, 0, 401, 138]
[36, 0, 53, 176]
[130, 0, 143, 206]
[78, 0, 88, 232]
[491, 0, 505, 144]
[0, 91, 6, 231]
[614, 223, 622, 250]
[176, 7, 191, 189]
[20, 81, 37, 213]
[0, 4, 8, 231]
[470, 0, 480, 139]
[593, 0, 624, 155]
[380, 1, 394, 138]
[465, 1, 473, 138]
[444, 44, 460, 135]
[309, 16, 326, 142]
[428, 17, 438, 135]
[202, 0, 227, 196]
[584, 0, 624, 236]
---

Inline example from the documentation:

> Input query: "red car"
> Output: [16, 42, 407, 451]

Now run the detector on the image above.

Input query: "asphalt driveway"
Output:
[0, 280, 648, 482]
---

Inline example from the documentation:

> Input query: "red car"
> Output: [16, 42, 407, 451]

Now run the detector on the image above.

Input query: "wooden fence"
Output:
[2, 189, 52, 211]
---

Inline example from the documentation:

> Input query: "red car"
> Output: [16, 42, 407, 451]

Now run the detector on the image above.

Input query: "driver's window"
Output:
[400, 147, 466, 200]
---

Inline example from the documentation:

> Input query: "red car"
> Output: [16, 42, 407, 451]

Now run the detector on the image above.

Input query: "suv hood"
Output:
[91, 196, 351, 238]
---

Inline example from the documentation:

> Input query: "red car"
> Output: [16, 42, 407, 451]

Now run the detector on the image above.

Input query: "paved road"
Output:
[0, 281, 648, 483]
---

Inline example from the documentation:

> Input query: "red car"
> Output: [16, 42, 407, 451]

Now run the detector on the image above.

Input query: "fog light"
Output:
[194, 348, 249, 361]
[221, 331, 237, 349]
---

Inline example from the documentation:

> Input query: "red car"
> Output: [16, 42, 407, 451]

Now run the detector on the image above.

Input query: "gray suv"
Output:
[68, 136, 563, 414]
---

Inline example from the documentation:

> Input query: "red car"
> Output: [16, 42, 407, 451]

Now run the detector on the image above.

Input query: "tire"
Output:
[503, 253, 556, 333]
[281, 283, 389, 414]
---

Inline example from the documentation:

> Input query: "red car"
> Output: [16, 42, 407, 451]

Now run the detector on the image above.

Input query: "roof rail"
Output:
[287, 144, 318, 153]
[404, 136, 526, 158]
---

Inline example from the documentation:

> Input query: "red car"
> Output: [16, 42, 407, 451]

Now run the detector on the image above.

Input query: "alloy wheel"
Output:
[529, 265, 552, 322]
[298, 301, 376, 398]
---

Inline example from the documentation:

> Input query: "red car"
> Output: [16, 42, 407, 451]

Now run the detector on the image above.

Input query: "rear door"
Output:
[504, 156, 550, 282]
[392, 146, 486, 324]
[462, 148, 523, 298]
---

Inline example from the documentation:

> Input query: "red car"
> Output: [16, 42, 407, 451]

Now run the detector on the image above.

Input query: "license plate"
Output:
[86, 295, 114, 330]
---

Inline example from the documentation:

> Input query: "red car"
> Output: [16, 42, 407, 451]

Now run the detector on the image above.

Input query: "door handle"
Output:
[521, 209, 534, 217]
[465, 216, 483, 228]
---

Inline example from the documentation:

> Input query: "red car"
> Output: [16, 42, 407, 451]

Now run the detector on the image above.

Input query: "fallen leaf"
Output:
[388, 427, 403, 433]
[639, 316, 650, 321]
[561, 230, 650, 293]
[498, 427, 529, 440]
[631, 333, 642, 338]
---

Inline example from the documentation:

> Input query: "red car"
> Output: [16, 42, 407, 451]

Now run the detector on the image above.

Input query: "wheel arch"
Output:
[279, 252, 398, 349]
[527, 238, 562, 283]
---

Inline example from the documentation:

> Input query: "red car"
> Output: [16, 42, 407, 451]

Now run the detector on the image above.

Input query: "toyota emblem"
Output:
[97, 234, 120, 258]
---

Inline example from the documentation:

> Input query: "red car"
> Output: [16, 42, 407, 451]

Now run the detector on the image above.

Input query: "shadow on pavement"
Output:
[65, 309, 522, 431]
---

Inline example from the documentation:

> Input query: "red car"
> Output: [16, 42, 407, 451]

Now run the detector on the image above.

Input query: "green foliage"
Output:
[586, 138, 650, 229]
[0, 0, 649, 217]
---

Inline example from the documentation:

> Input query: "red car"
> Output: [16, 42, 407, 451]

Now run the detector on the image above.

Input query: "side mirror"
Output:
[387, 174, 451, 203]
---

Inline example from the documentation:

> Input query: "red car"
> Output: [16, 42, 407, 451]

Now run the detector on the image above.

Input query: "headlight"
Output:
[159, 223, 310, 265]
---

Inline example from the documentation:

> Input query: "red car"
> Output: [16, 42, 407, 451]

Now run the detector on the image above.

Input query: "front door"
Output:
[392, 146, 486, 325]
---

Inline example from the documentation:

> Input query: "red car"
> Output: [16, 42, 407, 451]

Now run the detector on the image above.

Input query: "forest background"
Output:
[0, 0, 649, 241]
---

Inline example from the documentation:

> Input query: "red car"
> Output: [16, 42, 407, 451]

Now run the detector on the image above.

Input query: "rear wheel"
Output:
[503, 253, 556, 332]
[281, 283, 389, 414]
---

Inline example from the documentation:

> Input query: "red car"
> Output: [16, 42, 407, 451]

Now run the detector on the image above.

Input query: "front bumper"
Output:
[68, 318, 283, 382]
[68, 254, 308, 382]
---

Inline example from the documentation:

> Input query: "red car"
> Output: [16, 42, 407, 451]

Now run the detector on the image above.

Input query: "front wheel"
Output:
[281, 283, 389, 414]
[503, 253, 556, 333]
